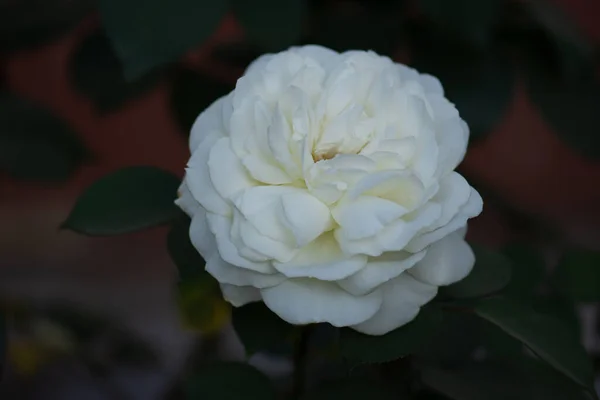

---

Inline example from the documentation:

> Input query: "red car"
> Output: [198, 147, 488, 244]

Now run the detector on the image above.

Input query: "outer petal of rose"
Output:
[408, 232, 475, 286]
[351, 274, 438, 335]
[336, 203, 442, 257]
[189, 94, 231, 152]
[189, 208, 217, 261]
[338, 250, 426, 296]
[406, 188, 483, 253]
[292, 45, 340, 71]
[273, 233, 367, 280]
[186, 131, 231, 216]
[220, 284, 262, 307]
[206, 253, 285, 288]
[175, 180, 199, 217]
[206, 213, 276, 274]
[332, 196, 407, 241]
[428, 172, 471, 230]
[419, 73, 444, 95]
[261, 279, 383, 327]
[208, 137, 257, 202]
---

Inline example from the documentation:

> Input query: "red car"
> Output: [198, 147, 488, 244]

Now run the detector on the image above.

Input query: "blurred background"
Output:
[0, 0, 600, 398]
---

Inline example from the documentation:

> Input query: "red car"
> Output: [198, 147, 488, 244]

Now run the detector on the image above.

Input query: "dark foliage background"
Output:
[1, 0, 600, 399]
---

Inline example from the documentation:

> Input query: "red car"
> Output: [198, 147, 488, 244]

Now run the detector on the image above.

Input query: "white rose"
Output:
[176, 46, 483, 335]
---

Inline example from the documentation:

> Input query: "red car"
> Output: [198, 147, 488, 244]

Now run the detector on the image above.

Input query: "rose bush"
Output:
[176, 45, 482, 335]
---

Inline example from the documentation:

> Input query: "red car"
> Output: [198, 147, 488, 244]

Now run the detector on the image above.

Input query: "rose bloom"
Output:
[176, 46, 482, 335]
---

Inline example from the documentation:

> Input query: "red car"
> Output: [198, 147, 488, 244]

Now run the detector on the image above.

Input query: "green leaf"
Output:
[501, 243, 545, 298]
[439, 245, 512, 299]
[339, 306, 442, 365]
[420, 362, 531, 400]
[301, 378, 396, 400]
[0, 0, 94, 53]
[410, 32, 514, 142]
[417, 0, 502, 47]
[532, 294, 580, 336]
[69, 30, 162, 113]
[526, 66, 600, 159]
[231, 302, 295, 356]
[525, 0, 593, 78]
[170, 68, 233, 136]
[63, 166, 180, 235]
[98, 0, 229, 78]
[417, 311, 483, 367]
[167, 212, 206, 281]
[0, 92, 90, 182]
[185, 362, 276, 400]
[308, 2, 403, 56]
[231, 0, 306, 51]
[554, 249, 600, 302]
[475, 297, 595, 392]
[514, 356, 592, 400]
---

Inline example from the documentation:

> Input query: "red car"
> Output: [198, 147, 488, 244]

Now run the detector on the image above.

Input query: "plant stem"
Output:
[292, 325, 312, 399]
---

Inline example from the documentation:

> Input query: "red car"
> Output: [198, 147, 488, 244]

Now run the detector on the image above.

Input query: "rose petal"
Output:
[338, 250, 426, 296]
[175, 181, 199, 217]
[261, 279, 383, 326]
[280, 191, 333, 246]
[406, 187, 483, 252]
[206, 213, 275, 273]
[208, 137, 257, 201]
[351, 274, 437, 335]
[273, 233, 367, 280]
[408, 231, 475, 286]
[186, 131, 231, 216]
[189, 208, 217, 261]
[332, 196, 407, 241]
[220, 284, 262, 307]
[336, 202, 442, 256]
[189, 95, 231, 152]
[206, 254, 284, 288]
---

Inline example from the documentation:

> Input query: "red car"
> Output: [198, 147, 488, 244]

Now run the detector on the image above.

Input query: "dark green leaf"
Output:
[170, 68, 233, 136]
[301, 378, 396, 400]
[98, 0, 229, 78]
[232, 0, 306, 51]
[475, 297, 595, 392]
[420, 362, 531, 400]
[231, 302, 295, 356]
[308, 2, 403, 56]
[168, 212, 206, 281]
[185, 362, 276, 400]
[410, 33, 514, 142]
[69, 30, 163, 113]
[339, 306, 442, 365]
[532, 294, 580, 336]
[501, 243, 545, 298]
[439, 245, 512, 299]
[417, 311, 482, 367]
[417, 0, 502, 47]
[554, 249, 600, 302]
[514, 356, 592, 400]
[0, 92, 90, 182]
[526, 66, 600, 159]
[0, 0, 94, 53]
[63, 166, 180, 235]
[525, 0, 593, 78]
